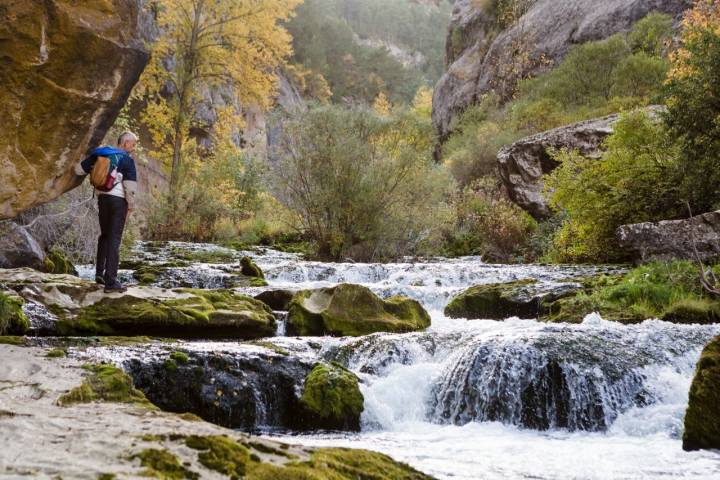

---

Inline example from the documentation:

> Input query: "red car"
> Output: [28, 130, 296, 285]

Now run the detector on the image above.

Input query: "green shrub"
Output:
[544, 110, 681, 262]
[271, 104, 452, 261]
[628, 12, 674, 56]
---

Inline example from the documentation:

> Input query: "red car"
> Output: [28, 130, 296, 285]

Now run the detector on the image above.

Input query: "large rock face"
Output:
[0, 0, 149, 219]
[617, 211, 720, 263]
[683, 335, 720, 451]
[497, 113, 620, 219]
[432, 0, 689, 142]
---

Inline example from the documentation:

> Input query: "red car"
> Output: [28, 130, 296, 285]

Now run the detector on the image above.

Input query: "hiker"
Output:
[74, 131, 139, 293]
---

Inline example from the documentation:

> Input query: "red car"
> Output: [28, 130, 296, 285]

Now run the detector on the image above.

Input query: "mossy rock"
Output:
[186, 435, 250, 479]
[58, 364, 155, 408]
[444, 279, 542, 320]
[254, 289, 296, 311]
[683, 335, 720, 451]
[58, 289, 276, 339]
[0, 292, 29, 335]
[240, 257, 264, 279]
[43, 250, 78, 276]
[245, 447, 434, 480]
[133, 448, 199, 479]
[287, 284, 430, 337]
[297, 363, 364, 431]
[132, 262, 190, 285]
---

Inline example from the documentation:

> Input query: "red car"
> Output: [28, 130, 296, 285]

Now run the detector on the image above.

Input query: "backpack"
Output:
[89, 155, 120, 192]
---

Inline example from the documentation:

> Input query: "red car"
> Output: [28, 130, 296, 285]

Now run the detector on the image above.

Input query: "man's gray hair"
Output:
[117, 131, 138, 146]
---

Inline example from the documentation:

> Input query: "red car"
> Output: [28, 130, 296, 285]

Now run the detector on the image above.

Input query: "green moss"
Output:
[299, 363, 364, 430]
[185, 435, 249, 479]
[46, 348, 66, 358]
[171, 248, 235, 264]
[97, 474, 116, 480]
[444, 279, 540, 320]
[177, 412, 203, 422]
[542, 262, 720, 324]
[249, 341, 289, 356]
[0, 335, 27, 346]
[58, 290, 275, 339]
[57, 364, 155, 408]
[683, 335, 720, 451]
[245, 447, 434, 480]
[240, 257, 264, 279]
[287, 284, 430, 337]
[169, 351, 189, 364]
[44, 251, 78, 276]
[250, 277, 269, 287]
[0, 293, 29, 335]
[133, 448, 198, 479]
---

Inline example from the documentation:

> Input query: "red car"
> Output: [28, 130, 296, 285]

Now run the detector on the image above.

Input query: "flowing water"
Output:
[80, 243, 720, 479]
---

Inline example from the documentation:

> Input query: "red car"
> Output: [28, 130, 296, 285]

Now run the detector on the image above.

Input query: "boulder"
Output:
[444, 279, 582, 320]
[0, 0, 149, 219]
[497, 113, 620, 220]
[297, 363, 364, 431]
[254, 289, 296, 311]
[433, 0, 688, 142]
[240, 257, 264, 279]
[0, 221, 45, 269]
[617, 211, 720, 263]
[0, 292, 29, 335]
[126, 346, 314, 430]
[287, 284, 431, 337]
[683, 335, 720, 451]
[0, 269, 275, 338]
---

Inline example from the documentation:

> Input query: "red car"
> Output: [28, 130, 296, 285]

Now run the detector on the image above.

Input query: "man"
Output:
[75, 131, 139, 293]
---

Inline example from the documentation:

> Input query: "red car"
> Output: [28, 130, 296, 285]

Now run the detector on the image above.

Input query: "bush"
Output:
[544, 111, 681, 263]
[270, 104, 452, 261]
[443, 177, 537, 262]
[628, 12, 674, 56]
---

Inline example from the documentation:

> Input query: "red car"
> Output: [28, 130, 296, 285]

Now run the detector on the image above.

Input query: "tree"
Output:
[140, 0, 301, 195]
[664, 0, 720, 213]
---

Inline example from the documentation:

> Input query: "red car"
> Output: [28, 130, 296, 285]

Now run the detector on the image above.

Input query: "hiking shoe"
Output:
[104, 283, 127, 294]
[95, 275, 105, 285]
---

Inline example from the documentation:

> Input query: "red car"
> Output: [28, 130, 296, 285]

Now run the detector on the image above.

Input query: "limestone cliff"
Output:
[0, 0, 149, 219]
[432, 0, 690, 142]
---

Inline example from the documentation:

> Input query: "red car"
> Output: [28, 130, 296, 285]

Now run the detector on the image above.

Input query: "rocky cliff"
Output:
[432, 0, 690, 142]
[0, 0, 149, 219]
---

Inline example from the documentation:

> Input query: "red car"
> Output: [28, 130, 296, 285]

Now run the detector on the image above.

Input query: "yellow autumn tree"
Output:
[140, 0, 301, 194]
[372, 92, 392, 116]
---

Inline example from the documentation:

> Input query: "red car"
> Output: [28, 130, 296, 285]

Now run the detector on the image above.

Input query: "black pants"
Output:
[96, 195, 128, 286]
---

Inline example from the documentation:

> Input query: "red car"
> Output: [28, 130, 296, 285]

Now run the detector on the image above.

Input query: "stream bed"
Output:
[78, 243, 720, 480]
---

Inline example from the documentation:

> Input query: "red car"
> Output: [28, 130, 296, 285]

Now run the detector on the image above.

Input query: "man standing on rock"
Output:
[75, 131, 139, 293]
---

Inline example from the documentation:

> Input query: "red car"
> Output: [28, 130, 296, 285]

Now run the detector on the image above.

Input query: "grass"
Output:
[133, 449, 199, 479]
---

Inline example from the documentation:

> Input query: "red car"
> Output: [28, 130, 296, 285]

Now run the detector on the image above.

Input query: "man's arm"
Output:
[122, 155, 139, 213]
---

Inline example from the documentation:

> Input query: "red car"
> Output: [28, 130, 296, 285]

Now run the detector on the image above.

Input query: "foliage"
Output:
[140, 0, 300, 193]
[286, 0, 441, 104]
[544, 111, 681, 263]
[664, 0, 720, 213]
[629, 12, 675, 56]
[442, 177, 537, 262]
[270, 104, 452, 261]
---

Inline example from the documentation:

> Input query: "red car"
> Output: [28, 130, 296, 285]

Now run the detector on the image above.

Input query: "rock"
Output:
[287, 284, 431, 337]
[254, 289, 296, 311]
[497, 113, 619, 219]
[240, 257, 264, 279]
[0, 269, 275, 338]
[0, 292, 29, 335]
[43, 250, 78, 276]
[297, 363, 364, 431]
[617, 210, 720, 263]
[444, 279, 582, 320]
[0, 221, 45, 269]
[433, 0, 688, 142]
[0, 0, 149, 219]
[683, 335, 720, 451]
[126, 347, 314, 430]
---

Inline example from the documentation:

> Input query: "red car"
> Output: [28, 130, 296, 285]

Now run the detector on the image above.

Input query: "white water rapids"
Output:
[80, 243, 720, 479]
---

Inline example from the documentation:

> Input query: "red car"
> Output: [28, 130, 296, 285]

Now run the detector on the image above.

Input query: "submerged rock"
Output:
[297, 363, 364, 431]
[287, 284, 431, 337]
[617, 210, 720, 263]
[683, 335, 720, 451]
[444, 279, 582, 320]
